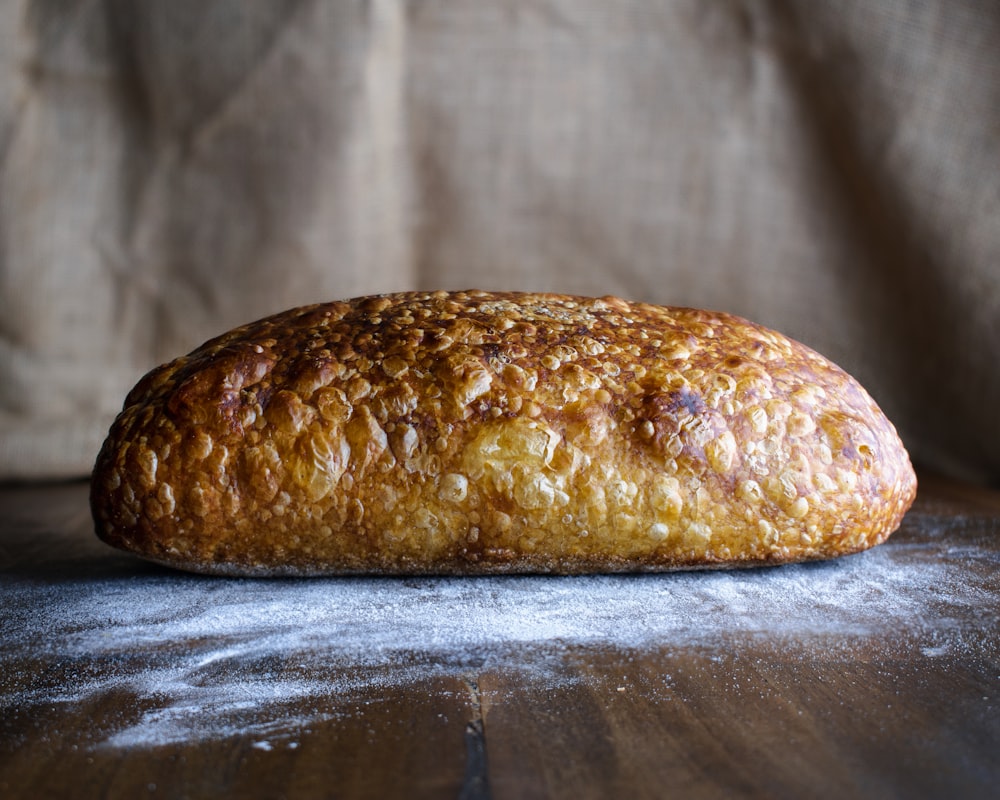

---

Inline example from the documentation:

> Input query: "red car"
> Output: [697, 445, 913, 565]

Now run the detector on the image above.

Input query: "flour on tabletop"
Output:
[2, 543, 996, 750]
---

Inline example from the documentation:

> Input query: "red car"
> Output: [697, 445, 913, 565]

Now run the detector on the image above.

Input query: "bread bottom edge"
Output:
[113, 547, 883, 578]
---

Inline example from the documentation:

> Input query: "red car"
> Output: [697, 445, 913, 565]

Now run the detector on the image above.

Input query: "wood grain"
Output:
[1, 474, 998, 799]
[481, 638, 999, 800]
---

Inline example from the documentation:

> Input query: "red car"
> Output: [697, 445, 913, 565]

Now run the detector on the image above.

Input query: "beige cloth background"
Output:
[1, 0, 998, 484]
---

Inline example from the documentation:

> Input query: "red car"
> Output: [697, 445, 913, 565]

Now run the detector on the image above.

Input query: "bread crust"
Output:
[91, 290, 916, 575]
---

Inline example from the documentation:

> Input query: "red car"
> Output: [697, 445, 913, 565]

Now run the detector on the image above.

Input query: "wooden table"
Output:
[1, 473, 998, 799]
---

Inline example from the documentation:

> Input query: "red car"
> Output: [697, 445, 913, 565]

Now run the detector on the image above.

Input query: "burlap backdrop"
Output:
[1, 0, 998, 484]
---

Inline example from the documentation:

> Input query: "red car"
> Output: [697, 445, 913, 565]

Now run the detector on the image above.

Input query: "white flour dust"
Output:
[2, 541, 996, 750]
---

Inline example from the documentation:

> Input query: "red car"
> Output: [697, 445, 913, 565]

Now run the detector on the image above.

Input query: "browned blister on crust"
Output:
[91, 290, 917, 575]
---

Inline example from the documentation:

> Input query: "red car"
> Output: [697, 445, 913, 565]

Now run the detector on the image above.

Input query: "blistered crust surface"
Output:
[91, 290, 917, 575]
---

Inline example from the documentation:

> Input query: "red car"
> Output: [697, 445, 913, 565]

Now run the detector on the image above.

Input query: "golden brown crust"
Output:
[90, 290, 917, 575]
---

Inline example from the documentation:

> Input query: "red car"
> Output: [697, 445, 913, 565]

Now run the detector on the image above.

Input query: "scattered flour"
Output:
[2, 541, 996, 750]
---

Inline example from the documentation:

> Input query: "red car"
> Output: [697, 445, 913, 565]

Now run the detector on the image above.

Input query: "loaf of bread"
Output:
[91, 290, 916, 575]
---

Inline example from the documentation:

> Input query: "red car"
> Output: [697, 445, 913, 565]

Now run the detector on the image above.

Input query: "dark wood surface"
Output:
[1, 473, 998, 799]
